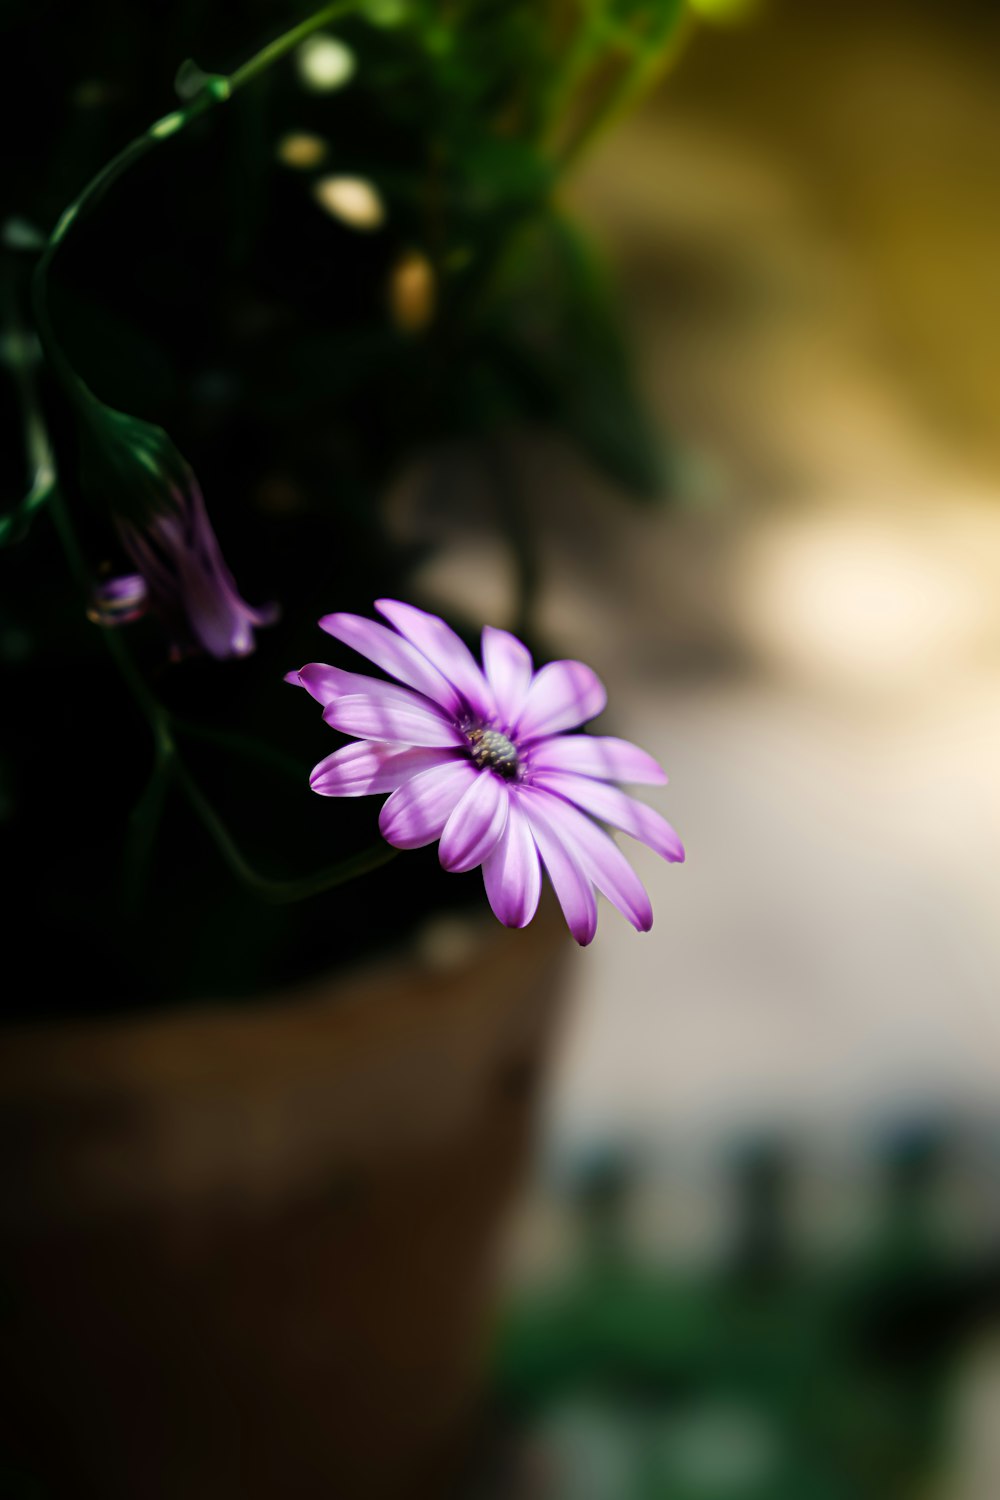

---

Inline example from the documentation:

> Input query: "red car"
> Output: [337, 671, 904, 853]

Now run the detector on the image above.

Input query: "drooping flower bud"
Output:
[78, 402, 276, 660]
[86, 572, 149, 628]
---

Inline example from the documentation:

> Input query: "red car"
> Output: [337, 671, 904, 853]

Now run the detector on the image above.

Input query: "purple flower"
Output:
[287, 600, 684, 944]
[86, 572, 149, 628]
[78, 402, 276, 661]
[116, 479, 276, 661]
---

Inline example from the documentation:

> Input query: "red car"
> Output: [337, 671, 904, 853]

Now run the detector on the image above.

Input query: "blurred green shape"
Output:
[485, 213, 668, 496]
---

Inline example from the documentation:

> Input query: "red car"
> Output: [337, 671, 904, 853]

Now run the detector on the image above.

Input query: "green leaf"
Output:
[1, 326, 57, 546]
[483, 212, 667, 497]
[0, 474, 56, 549]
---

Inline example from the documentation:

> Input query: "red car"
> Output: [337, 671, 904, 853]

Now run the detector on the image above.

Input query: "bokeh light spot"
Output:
[295, 34, 355, 92]
[389, 250, 435, 333]
[277, 132, 328, 170]
[313, 175, 386, 231]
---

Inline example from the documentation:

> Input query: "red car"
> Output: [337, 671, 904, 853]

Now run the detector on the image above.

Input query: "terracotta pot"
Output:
[0, 906, 568, 1499]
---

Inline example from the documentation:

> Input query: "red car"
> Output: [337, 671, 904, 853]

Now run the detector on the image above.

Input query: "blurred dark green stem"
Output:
[17, 0, 405, 905]
[31, 0, 360, 412]
[48, 463, 393, 906]
[484, 439, 540, 641]
[557, 4, 693, 169]
[227, 1, 357, 92]
[171, 760, 398, 904]
[0, 314, 57, 546]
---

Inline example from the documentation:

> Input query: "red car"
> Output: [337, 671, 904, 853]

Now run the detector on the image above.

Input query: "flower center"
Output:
[467, 726, 520, 779]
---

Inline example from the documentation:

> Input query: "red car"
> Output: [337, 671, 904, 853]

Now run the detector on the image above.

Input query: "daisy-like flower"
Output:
[287, 600, 684, 944]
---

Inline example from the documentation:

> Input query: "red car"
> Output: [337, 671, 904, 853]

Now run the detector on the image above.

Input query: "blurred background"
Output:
[450, 1, 1000, 1494]
[3, 0, 1000, 1496]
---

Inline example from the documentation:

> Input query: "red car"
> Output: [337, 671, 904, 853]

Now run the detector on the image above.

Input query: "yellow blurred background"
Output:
[404, 2, 1000, 1493]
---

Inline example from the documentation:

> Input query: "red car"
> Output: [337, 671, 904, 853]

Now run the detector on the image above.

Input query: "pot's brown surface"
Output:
[0, 905, 568, 1500]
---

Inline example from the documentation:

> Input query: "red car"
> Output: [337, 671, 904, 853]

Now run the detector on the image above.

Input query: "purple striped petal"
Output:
[482, 625, 533, 728]
[532, 771, 685, 862]
[525, 788, 652, 932]
[438, 772, 509, 874]
[323, 680, 465, 748]
[310, 743, 458, 797]
[515, 660, 607, 740]
[288, 662, 385, 708]
[379, 760, 478, 848]
[482, 798, 542, 929]
[528, 734, 667, 786]
[375, 599, 495, 717]
[516, 787, 597, 946]
[319, 612, 461, 714]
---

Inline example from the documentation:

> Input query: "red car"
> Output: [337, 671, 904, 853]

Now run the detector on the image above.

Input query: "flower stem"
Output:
[0, 320, 57, 546]
[50, 487, 175, 758]
[31, 0, 361, 410]
[172, 757, 397, 904]
[227, 0, 358, 93]
[49, 485, 389, 903]
[24, 2, 396, 905]
[556, 4, 694, 170]
[484, 437, 540, 641]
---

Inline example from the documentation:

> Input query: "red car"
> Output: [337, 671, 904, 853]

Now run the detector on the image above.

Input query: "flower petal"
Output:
[379, 760, 478, 848]
[481, 625, 533, 728]
[525, 788, 652, 932]
[515, 786, 597, 946]
[288, 662, 387, 708]
[310, 743, 458, 797]
[375, 598, 495, 717]
[482, 798, 542, 929]
[532, 771, 685, 862]
[119, 481, 274, 661]
[528, 734, 667, 786]
[515, 660, 607, 740]
[323, 680, 465, 748]
[319, 612, 461, 714]
[438, 772, 509, 874]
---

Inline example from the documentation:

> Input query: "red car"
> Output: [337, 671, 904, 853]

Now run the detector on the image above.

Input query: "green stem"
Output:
[31, 0, 361, 409]
[227, 1, 357, 92]
[0, 323, 57, 545]
[557, 4, 695, 170]
[537, 2, 607, 143]
[50, 487, 174, 756]
[484, 438, 540, 641]
[170, 717, 306, 783]
[123, 748, 174, 906]
[172, 758, 397, 904]
[50, 487, 387, 903]
[26, 1, 395, 906]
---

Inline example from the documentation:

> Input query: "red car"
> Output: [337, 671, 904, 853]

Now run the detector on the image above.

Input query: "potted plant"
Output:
[0, 3, 687, 1493]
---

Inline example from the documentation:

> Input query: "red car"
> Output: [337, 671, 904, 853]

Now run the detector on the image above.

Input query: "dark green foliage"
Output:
[0, 0, 689, 1013]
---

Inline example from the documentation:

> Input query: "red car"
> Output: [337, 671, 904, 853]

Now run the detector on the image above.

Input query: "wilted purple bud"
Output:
[79, 401, 276, 660]
[116, 480, 277, 660]
[86, 572, 149, 628]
